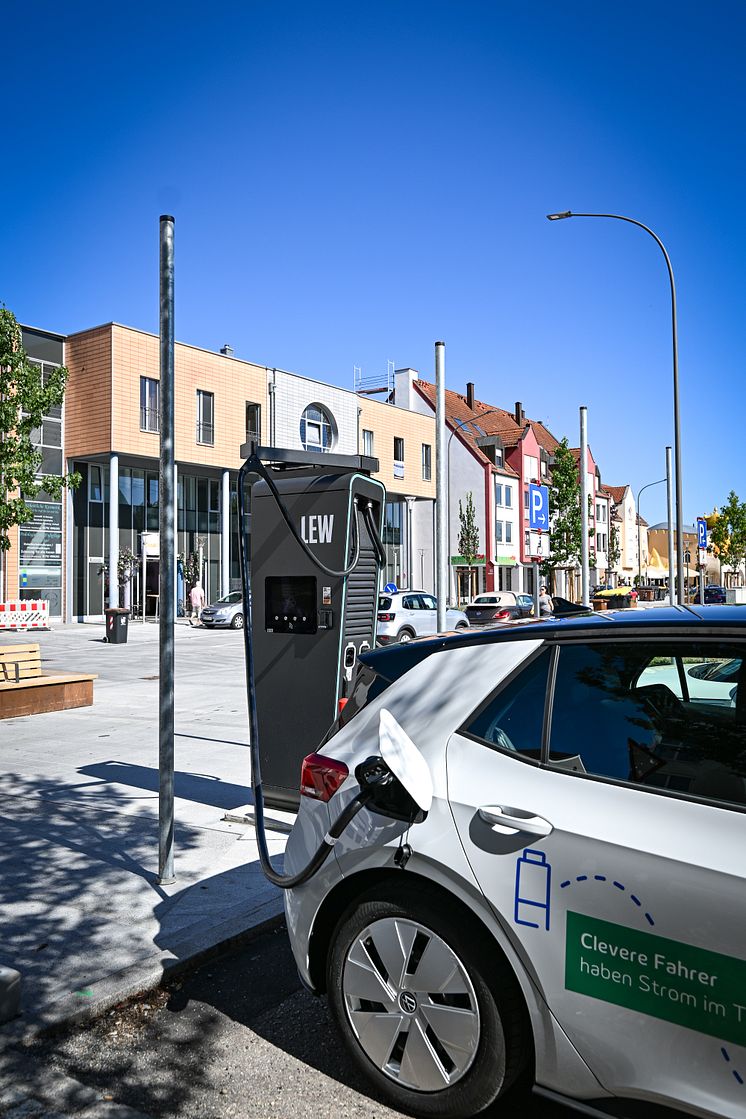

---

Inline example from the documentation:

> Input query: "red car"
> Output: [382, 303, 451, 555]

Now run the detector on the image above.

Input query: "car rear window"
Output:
[378, 596, 392, 611]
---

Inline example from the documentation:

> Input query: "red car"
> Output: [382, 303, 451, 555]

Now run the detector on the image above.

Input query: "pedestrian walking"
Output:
[538, 585, 553, 616]
[189, 581, 206, 626]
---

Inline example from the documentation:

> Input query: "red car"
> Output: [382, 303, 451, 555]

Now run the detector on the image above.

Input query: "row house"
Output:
[606, 484, 643, 585]
[396, 370, 559, 600]
[5, 323, 436, 622]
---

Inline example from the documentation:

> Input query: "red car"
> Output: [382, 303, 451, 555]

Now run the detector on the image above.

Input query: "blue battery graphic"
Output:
[514, 848, 552, 930]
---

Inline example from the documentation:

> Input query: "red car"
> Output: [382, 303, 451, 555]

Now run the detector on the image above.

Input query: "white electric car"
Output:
[283, 606, 746, 1118]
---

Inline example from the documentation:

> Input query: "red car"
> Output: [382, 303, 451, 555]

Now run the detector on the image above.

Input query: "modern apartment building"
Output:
[4, 322, 436, 621]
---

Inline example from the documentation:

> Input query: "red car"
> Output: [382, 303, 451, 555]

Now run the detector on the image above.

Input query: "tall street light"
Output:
[637, 477, 666, 588]
[546, 211, 685, 601]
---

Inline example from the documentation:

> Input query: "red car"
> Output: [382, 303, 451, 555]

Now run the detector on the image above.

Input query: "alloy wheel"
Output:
[342, 917, 480, 1092]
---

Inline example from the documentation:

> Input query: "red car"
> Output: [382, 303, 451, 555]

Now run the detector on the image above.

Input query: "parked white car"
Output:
[376, 591, 468, 644]
[284, 606, 746, 1118]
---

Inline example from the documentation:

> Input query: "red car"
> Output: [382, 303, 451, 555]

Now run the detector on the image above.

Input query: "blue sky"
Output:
[2, 1, 744, 525]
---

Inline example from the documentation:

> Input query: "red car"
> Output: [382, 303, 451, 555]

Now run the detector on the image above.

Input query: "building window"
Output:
[505, 485, 512, 508]
[524, 455, 539, 481]
[495, 483, 503, 507]
[495, 447, 503, 467]
[246, 401, 261, 444]
[506, 522, 513, 544]
[394, 437, 405, 479]
[422, 443, 431, 481]
[196, 390, 215, 445]
[140, 377, 160, 433]
[541, 458, 547, 478]
[496, 520, 503, 544]
[362, 429, 374, 456]
[89, 465, 104, 502]
[300, 403, 335, 452]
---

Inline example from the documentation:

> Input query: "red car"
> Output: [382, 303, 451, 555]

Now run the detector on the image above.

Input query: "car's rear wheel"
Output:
[396, 628, 415, 643]
[327, 884, 529, 1118]
[230, 612, 244, 629]
[455, 622, 468, 631]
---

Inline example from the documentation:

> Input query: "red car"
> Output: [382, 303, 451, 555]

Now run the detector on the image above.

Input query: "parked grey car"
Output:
[377, 591, 468, 644]
[199, 590, 244, 628]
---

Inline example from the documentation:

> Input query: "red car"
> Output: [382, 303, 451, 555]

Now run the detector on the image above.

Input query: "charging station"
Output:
[244, 446, 386, 810]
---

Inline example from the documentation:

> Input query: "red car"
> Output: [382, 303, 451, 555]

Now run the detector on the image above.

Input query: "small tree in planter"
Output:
[118, 546, 140, 610]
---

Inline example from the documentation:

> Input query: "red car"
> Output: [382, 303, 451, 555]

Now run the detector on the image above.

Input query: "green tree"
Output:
[710, 491, 746, 579]
[541, 437, 581, 593]
[0, 308, 80, 584]
[458, 492, 480, 600]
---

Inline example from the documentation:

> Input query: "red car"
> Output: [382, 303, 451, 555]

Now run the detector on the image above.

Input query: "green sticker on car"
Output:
[565, 911, 746, 1046]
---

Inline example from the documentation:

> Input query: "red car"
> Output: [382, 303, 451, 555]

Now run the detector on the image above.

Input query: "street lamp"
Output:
[546, 210, 685, 602]
[446, 409, 504, 604]
[637, 477, 666, 588]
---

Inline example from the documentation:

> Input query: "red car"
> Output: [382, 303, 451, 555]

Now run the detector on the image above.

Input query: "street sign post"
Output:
[697, 518, 707, 604]
[528, 484, 549, 531]
[697, 519, 707, 550]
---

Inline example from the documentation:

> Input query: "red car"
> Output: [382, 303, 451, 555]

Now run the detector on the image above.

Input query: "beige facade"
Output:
[357, 396, 435, 500]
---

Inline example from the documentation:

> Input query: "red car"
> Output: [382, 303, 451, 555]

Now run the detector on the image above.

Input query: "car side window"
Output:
[402, 595, 420, 610]
[548, 642, 746, 809]
[421, 595, 437, 610]
[463, 650, 550, 761]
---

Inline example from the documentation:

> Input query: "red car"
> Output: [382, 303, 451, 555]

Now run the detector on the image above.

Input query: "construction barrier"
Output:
[0, 601, 50, 630]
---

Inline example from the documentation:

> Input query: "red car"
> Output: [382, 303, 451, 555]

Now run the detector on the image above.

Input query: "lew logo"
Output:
[301, 514, 334, 544]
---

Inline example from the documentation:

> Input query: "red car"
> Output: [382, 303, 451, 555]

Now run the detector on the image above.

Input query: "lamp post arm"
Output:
[559, 211, 684, 601]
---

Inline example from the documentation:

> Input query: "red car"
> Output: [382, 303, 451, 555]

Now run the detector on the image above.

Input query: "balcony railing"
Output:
[394, 459, 405, 480]
[140, 406, 159, 433]
[196, 421, 214, 445]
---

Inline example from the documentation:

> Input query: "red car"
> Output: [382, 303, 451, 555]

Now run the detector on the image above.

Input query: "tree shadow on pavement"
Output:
[0, 770, 204, 1018]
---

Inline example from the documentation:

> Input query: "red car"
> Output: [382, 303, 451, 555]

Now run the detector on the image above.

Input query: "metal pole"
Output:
[580, 406, 590, 606]
[108, 452, 119, 609]
[533, 560, 540, 617]
[158, 214, 175, 885]
[435, 341, 447, 631]
[636, 476, 666, 596]
[547, 212, 684, 602]
[666, 446, 676, 605]
[221, 469, 230, 598]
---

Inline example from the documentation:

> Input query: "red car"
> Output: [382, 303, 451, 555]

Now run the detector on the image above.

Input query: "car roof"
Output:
[362, 605, 746, 679]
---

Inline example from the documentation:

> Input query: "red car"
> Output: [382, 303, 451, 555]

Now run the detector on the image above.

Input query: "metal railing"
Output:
[196, 421, 214, 445]
[140, 406, 159, 433]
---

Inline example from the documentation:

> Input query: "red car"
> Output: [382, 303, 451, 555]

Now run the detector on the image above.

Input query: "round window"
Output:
[300, 403, 336, 452]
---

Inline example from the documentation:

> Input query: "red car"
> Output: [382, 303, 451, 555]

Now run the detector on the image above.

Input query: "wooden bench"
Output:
[0, 643, 97, 719]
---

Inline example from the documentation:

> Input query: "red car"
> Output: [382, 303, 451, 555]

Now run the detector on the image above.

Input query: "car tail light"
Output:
[300, 753, 349, 802]
[493, 609, 511, 619]
[378, 612, 396, 622]
[338, 698, 348, 714]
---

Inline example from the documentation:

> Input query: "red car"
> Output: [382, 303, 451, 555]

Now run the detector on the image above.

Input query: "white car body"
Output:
[283, 608, 746, 1118]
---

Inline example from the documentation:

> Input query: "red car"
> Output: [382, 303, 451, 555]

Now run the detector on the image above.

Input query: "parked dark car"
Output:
[691, 584, 727, 605]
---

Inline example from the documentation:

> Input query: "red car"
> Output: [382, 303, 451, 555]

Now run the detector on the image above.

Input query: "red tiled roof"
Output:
[606, 484, 629, 504]
[413, 380, 559, 474]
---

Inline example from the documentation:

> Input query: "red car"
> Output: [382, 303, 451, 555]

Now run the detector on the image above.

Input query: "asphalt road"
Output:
[27, 923, 574, 1119]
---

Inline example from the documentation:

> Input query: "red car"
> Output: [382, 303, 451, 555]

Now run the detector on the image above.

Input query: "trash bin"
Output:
[105, 607, 130, 644]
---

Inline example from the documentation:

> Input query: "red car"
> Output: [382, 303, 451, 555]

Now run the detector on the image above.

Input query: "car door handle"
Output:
[478, 805, 553, 837]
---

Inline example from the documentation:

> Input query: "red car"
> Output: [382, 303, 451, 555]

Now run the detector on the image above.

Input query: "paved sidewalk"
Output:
[0, 621, 286, 1045]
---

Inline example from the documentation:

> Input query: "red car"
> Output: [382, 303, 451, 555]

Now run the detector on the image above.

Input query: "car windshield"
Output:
[216, 591, 242, 604]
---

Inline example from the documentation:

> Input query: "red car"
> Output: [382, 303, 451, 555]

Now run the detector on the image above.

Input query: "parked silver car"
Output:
[199, 590, 244, 628]
[377, 591, 468, 644]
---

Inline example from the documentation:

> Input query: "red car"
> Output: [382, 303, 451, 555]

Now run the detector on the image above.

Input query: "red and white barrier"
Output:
[0, 601, 50, 630]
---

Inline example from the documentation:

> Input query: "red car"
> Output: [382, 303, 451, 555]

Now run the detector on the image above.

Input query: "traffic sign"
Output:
[697, 518, 708, 550]
[528, 484, 549, 531]
[383, 582, 398, 594]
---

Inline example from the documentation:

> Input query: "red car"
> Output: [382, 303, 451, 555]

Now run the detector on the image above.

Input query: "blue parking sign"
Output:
[528, 484, 549, 531]
[697, 518, 707, 549]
